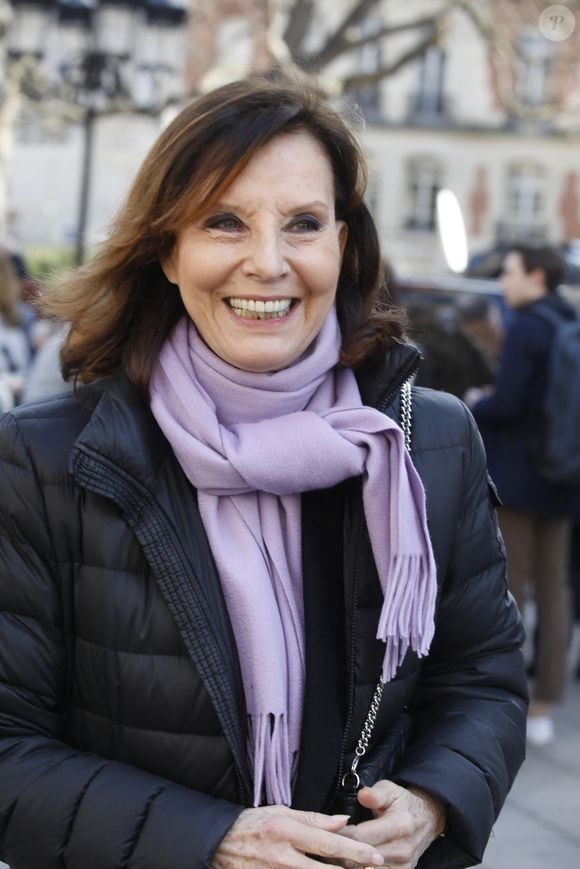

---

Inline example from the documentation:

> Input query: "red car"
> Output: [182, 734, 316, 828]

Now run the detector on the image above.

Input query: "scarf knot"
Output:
[150, 309, 436, 807]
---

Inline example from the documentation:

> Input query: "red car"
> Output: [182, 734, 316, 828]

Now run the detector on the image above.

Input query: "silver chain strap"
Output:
[341, 378, 413, 791]
[342, 681, 385, 789]
[400, 379, 413, 452]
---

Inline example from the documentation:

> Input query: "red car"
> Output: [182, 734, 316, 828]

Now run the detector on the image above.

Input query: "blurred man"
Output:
[465, 245, 576, 746]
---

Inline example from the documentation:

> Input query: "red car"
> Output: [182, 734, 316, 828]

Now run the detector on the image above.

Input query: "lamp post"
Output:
[7, 0, 187, 264]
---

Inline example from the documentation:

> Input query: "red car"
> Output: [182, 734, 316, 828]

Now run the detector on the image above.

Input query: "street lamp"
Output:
[8, 0, 187, 264]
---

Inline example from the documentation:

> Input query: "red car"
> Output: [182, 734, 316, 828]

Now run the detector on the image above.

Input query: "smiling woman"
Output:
[0, 73, 527, 869]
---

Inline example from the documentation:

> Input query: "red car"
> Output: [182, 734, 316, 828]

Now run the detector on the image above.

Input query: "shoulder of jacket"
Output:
[518, 303, 558, 330]
[409, 386, 474, 453]
[0, 380, 108, 475]
[498, 308, 549, 354]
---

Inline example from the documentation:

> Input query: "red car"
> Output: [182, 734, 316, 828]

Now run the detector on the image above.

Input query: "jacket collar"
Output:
[72, 368, 171, 486]
[528, 292, 577, 321]
[355, 342, 421, 408]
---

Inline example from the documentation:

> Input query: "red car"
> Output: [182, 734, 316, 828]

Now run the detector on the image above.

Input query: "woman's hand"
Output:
[339, 781, 446, 868]
[212, 805, 386, 868]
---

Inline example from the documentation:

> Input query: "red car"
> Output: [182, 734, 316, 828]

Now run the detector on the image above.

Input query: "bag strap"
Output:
[400, 378, 413, 452]
[341, 378, 413, 791]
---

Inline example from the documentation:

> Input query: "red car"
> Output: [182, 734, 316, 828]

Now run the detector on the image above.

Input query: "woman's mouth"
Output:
[225, 297, 297, 320]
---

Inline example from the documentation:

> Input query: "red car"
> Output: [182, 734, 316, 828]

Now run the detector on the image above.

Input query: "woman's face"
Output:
[162, 131, 348, 372]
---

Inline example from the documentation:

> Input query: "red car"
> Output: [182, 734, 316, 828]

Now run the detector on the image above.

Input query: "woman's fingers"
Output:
[338, 781, 445, 868]
[358, 781, 401, 814]
[280, 809, 353, 831]
[281, 815, 385, 866]
[338, 783, 409, 847]
[212, 805, 386, 868]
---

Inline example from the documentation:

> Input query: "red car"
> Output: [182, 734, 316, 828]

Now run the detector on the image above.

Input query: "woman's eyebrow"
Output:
[210, 200, 331, 215]
[286, 200, 330, 213]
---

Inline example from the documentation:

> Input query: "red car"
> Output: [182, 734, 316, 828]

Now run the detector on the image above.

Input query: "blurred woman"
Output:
[0, 248, 29, 412]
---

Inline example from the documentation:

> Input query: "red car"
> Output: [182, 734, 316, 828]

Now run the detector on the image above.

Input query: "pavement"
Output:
[2, 665, 579, 869]
[481, 676, 580, 869]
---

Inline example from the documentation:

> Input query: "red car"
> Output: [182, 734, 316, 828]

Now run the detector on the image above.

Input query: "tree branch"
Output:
[282, 0, 315, 56]
[341, 24, 440, 91]
[312, 0, 383, 67]
[321, 14, 440, 58]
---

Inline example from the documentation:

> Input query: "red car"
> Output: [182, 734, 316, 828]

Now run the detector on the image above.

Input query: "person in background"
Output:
[0, 248, 29, 412]
[9, 250, 42, 352]
[409, 301, 496, 399]
[0, 74, 526, 869]
[21, 323, 71, 405]
[465, 244, 575, 747]
[457, 295, 504, 365]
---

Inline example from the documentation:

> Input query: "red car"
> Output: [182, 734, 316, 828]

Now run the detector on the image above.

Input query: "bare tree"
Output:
[188, 0, 458, 93]
[187, 0, 580, 121]
[282, 0, 450, 81]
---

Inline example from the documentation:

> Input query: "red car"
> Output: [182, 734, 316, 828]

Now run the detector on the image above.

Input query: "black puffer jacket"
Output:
[0, 344, 527, 869]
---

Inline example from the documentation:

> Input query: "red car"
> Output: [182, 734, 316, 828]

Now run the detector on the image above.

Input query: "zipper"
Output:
[327, 492, 365, 810]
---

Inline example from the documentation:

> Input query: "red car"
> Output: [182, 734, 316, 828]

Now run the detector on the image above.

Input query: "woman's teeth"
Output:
[227, 298, 293, 319]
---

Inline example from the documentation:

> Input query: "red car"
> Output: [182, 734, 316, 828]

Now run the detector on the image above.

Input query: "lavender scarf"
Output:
[149, 308, 436, 807]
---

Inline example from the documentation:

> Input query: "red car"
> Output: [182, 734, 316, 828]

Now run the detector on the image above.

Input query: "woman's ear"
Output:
[160, 254, 178, 285]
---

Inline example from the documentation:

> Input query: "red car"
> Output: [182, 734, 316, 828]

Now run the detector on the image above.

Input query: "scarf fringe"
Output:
[377, 554, 436, 683]
[248, 712, 293, 807]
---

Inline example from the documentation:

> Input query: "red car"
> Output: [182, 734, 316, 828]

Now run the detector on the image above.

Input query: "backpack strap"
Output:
[531, 302, 573, 328]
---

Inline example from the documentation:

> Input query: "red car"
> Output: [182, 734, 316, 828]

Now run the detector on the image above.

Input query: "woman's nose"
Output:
[242, 230, 289, 280]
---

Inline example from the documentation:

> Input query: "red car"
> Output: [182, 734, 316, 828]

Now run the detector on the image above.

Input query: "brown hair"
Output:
[509, 244, 566, 294]
[0, 249, 21, 327]
[43, 72, 405, 389]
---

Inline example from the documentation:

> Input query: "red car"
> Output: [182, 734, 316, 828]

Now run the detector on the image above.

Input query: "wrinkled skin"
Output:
[338, 781, 446, 868]
[212, 805, 385, 868]
[212, 784, 445, 868]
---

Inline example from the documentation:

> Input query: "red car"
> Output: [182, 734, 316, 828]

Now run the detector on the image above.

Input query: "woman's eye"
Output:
[290, 216, 321, 232]
[205, 215, 242, 231]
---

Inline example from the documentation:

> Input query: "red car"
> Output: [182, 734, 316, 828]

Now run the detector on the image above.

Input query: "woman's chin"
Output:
[212, 333, 308, 373]
[226, 353, 297, 373]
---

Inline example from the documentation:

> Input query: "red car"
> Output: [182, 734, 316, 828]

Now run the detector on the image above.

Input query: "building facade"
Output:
[352, 0, 580, 274]
[5, 0, 580, 276]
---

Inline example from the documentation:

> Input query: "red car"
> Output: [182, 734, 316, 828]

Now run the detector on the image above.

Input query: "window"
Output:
[405, 156, 442, 231]
[350, 18, 383, 121]
[498, 163, 547, 242]
[515, 27, 552, 106]
[409, 46, 448, 121]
